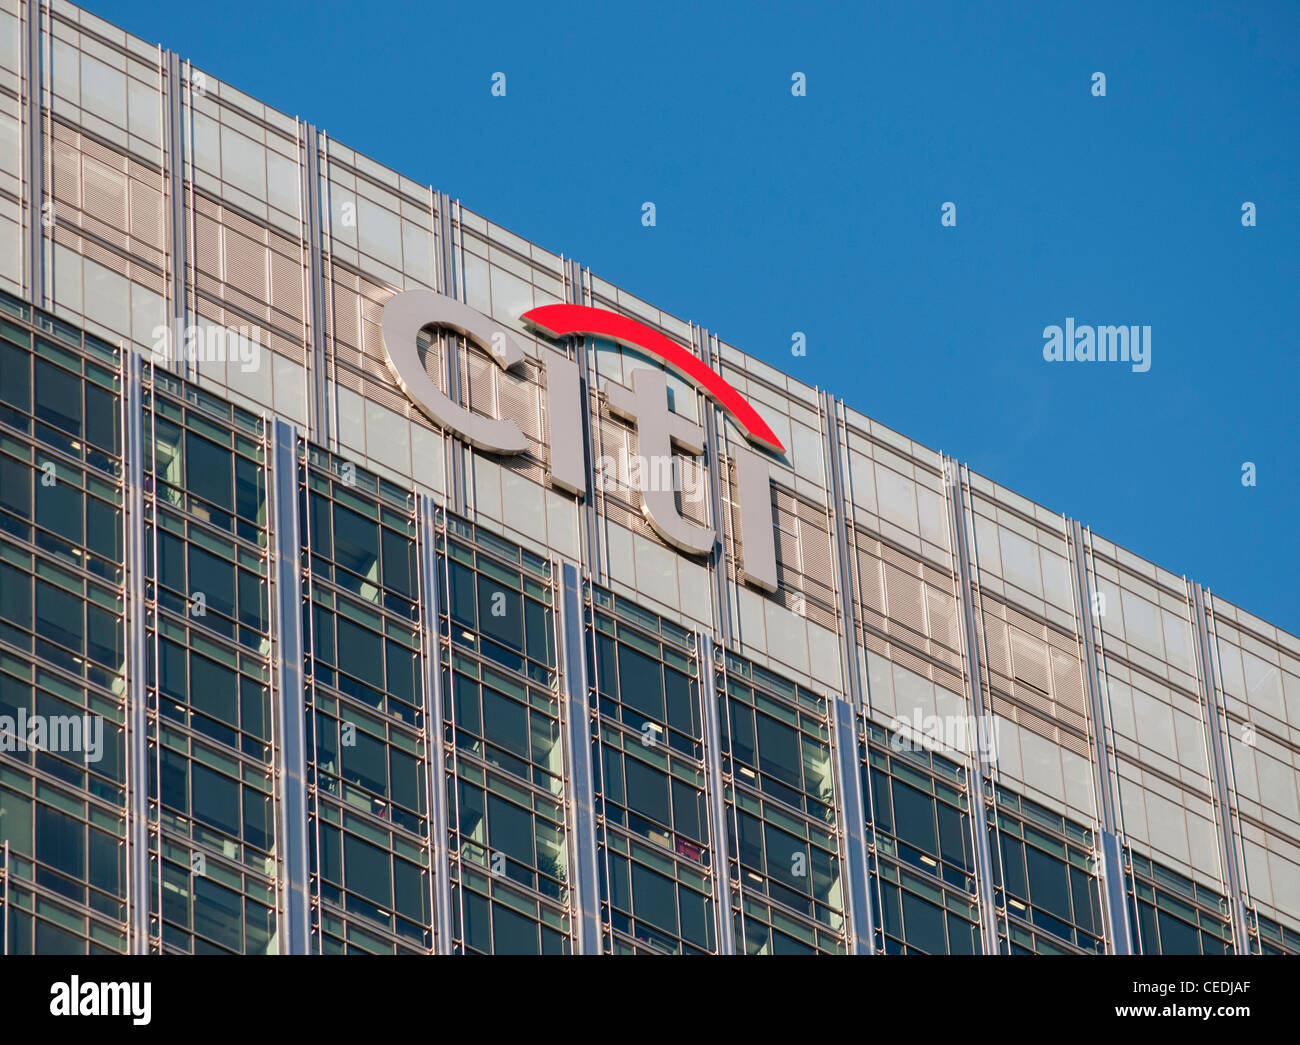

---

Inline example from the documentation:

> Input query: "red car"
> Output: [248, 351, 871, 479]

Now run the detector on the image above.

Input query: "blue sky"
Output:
[95, 0, 1300, 633]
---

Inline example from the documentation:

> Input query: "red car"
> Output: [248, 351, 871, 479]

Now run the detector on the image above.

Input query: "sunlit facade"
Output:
[0, 0, 1298, 955]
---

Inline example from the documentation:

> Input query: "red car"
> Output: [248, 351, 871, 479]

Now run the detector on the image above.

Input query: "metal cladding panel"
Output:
[270, 419, 310, 953]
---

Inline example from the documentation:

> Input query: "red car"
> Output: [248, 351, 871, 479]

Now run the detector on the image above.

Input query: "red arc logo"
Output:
[522, 304, 786, 455]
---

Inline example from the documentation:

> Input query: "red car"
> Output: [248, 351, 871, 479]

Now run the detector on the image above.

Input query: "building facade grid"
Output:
[0, 0, 1298, 955]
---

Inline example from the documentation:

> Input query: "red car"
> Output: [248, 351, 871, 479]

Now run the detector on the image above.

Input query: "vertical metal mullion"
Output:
[945, 457, 1001, 955]
[320, 133, 340, 451]
[270, 419, 310, 953]
[303, 123, 328, 446]
[697, 634, 735, 953]
[436, 192, 464, 515]
[1071, 520, 1117, 830]
[1191, 581, 1251, 951]
[164, 51, 187, 376]
[558, 561, 600, 953]
[831, 697, 875, 953]
[820, 391, 876, 952]
[417, 495, 454, 953]
[121, 349, 150, 952]
[2, 841, 8, 954]
[22, 0, 44, 305]
[699, 329, 731, 647]
[566, 258, 602, 584]
[1068, 518, 1132, 953]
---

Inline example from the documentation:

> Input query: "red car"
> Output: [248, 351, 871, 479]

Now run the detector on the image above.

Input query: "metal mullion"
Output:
[120, 348, 150, 953]
[697, 633, 735, 952]
[269, 418, 310, 953]
[944, 457, 1001, 955]
[417, 494, 456, 953]
[1068, 518, 1133, 953]
[557, 560, 601, 953]
[1190, 581, 1251, 952]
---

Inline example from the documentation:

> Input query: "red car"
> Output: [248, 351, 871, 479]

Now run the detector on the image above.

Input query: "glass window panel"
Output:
[485, 793, 533, 867]
[678, 885, 711, 949]
[191, 763, 240, 836]
[34, 360, 81, 436]
[336, 616, 383, 688]
[629, 862, 677, 936]
[1025, 845, 1072, 922]
[671, 779, 705, 842]
[193, 877, 243, 951]
[185, 432, 232, 511]
[0, 561, 31, 629]
[189, 652, 238, 725]
[0, 338, 30, 411]
[462, 889, 490, 952]
[381, 527, 414, 597]
[85, 495, 120, 562]
[892, 780, 937, 857]
[448, 561, 476, 628]
[0, 454, 30, 519]
[617, 644, 664, 721]
[35, 478, 82, 544]
[189, 545, 236, 618]
[35, 581, 82, 653]
[333, 504, 379, 578]
[234, 455, 262, 523]
[242, 789, 272, 852]
[389, 749, 421, 811]
[159, 747, 189, 813]
[491, 902, 539, 954]
[341, 730, 387, 795]
[1000, 835, 1027, 899]
[523, 598, 551, 666]
[664, 667, 698, 737]
[901, 890, 947, 954]
[755, 714, 801, 788]
[35, 804, 85, 877]
[87, 825, 121, 895]
[393, 857, 425, 923]
[482, 685, 528, 756]
[343, 832, 392, 907]
[624, 757, 671, 825]
[1156, 909, 1200, 954]
[476, 575, 522, 652]
[85, 603, 121, 668]
[84, 382, 117, 454]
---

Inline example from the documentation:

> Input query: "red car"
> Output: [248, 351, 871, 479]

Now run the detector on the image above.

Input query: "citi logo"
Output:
[1042, 317, 1152, 373]
[381, 291, 783, 591]
[49, 976, 151, 1025]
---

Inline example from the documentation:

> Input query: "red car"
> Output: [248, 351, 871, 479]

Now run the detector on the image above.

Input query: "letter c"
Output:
[380, 290, 529, 455]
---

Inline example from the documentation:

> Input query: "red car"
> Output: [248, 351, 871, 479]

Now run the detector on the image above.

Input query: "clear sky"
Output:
[94, 0, 1300, 633]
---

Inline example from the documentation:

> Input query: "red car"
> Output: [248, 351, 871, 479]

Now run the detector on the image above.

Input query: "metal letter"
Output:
[606, 369, 715, 555]
[544, 348, 586, 496]
[380, 290, 529, 455]
[732, 441, 778, 592]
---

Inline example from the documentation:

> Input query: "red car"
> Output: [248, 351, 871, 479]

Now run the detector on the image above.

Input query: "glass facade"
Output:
[589, 589, 715, 954]
[0, 0, 1298, 957]
[864, 721, 982, 954]
[302, 448, 432, 954]
[0, 311, 127, 953]
[441, 520, 568, 954]
[718, 653, 845, 954]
